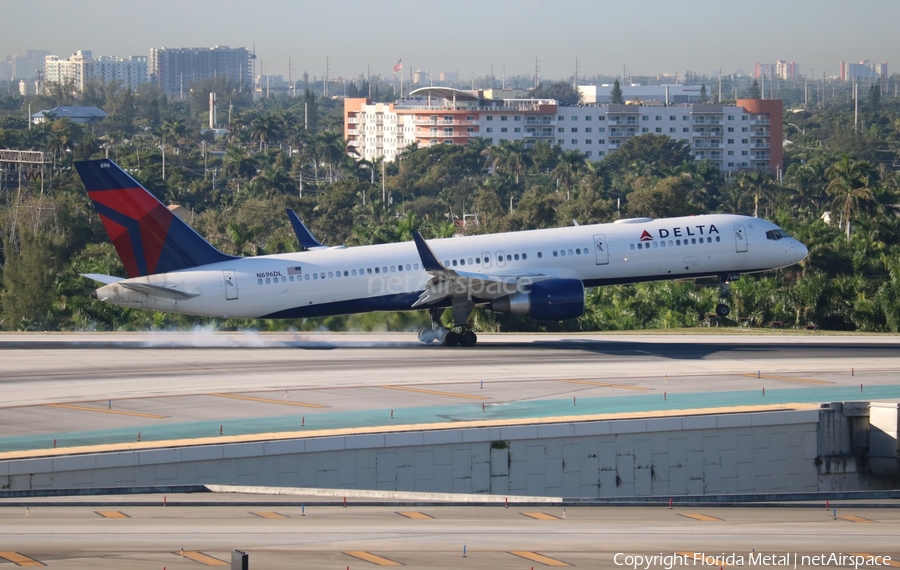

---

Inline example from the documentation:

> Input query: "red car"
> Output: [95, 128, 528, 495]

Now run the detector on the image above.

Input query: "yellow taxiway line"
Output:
[679, 513, 723, 522]
[740, 373, 833, 385]
[95, 510, 129, 519]
[0, 552, 44, 567]
[47, 403, 166, 418]
[211, 393, 327, 408]
[509, 551, 572, 567]
[250, 511, 289, 519]
[381, 385, 487, 400]
[521, 512, 561, 520]
[343, 551, 403, 566]
[559, 379, 651, 391]
[397, 511, 433, 519]
[178, 551, 228, 566]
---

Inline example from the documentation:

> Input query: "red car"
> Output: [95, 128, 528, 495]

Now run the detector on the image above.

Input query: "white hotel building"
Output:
[345, 87, 782, 172]
[44, 50, 148, 92]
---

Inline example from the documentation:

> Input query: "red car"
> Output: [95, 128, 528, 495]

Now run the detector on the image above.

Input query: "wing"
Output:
[409, 230, 546, 308]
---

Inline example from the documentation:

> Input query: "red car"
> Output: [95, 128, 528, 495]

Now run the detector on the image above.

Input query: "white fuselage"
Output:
[92, 214, 807, 319]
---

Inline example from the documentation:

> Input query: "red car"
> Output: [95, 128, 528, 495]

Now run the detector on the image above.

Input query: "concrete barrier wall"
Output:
[1, 409, 832, 496]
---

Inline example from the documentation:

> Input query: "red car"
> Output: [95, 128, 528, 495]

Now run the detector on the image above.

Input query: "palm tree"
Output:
[46, 120, 73, 167]
[825, 155, 874, 241]
[315, 131, 348, 183]
[485, 140, 532, 185]
[553, 149, 587, 200]
[250, 112, 285, 151]
[221, 144, 256, 191]
[784, 161, 827, 219]
[737, 169, 777, 218]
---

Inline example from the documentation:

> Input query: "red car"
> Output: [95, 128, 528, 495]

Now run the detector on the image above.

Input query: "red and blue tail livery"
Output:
[74, 160, 235, 277]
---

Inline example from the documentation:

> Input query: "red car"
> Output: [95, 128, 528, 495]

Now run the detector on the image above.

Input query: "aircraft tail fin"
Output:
[74, 159, 236, 278]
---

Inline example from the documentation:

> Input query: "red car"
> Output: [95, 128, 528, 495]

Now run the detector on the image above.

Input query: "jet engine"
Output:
[490, 278, 585, 321]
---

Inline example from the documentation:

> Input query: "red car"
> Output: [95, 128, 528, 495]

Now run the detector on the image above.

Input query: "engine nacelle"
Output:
[490, 278, 585, 321]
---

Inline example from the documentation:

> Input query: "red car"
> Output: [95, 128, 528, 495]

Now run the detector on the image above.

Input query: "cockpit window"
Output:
[766, 229, 790, 240]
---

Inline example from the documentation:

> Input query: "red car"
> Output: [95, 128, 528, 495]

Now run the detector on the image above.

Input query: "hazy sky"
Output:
[2, 0, 897, 81]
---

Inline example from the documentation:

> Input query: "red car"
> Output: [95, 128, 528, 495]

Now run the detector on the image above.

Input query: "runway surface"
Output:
[1, 496, 899, 569]
[1, 332, 900, 456]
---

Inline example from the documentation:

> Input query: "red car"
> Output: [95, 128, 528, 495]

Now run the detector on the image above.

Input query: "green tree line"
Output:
[2, 79, 900, 332]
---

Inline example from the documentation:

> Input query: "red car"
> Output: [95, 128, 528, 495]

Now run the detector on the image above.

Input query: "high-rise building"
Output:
[840, 60, 888, 82]
[44, 50, 148, 92]
[5, 50, 50, 80]
[149, 46, 253, 97]
[756, 61, 798, 80]
[755, 62, 776, 80]
[774, 61, 798, 80]
[345, 89, 782, 173]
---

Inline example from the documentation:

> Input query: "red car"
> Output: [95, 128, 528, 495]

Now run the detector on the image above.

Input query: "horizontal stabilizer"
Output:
[119, 282, 199, 300]
[81, 273, 124, 285]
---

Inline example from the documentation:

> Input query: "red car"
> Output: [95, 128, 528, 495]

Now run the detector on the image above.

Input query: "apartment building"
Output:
[44, 50, 148, 91]
[149, 46, 253, 97]
[756, 61, 798, 80]
[345, 88, 782, 172]
[840, 60, 888, 82]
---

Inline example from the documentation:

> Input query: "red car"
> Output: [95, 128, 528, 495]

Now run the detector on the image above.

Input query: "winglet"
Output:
[411, 230, 447, 273]
[286, 209, 328, 250]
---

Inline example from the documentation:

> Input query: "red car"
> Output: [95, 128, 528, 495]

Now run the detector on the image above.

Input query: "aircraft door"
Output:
[733, 225, 748, 253]
[223, 269, 239, 300]
[481, 252, 492, 269]
[593, 234, 609, 265]
[496, 251, 506, 268]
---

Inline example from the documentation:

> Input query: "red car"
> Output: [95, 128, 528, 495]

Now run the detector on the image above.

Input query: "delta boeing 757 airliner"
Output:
[74, 159, 807, 347]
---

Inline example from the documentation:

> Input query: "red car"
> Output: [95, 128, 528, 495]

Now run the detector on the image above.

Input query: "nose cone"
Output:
[790, 239, 808, 264]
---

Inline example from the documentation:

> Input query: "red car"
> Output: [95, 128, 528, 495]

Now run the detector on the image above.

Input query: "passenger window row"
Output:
[443, 252, 531, 266]
[552, 247, 591, 257]
[257, 262, 421, 285]
[630, 236, 721, 250]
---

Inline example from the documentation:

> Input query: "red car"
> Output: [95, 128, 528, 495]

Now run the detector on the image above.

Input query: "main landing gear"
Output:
[715, 274, 734, 317]
[417, 304, 478, 347]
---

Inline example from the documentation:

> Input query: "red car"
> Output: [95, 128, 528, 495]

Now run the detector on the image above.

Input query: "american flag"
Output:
[287, 266, 303, 276]
[392, 58, 402, 76]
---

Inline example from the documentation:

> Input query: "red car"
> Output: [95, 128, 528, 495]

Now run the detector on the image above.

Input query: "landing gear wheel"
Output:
[443, 330, 460, 347]
[417, 327, 435, 344]
[459, 330, 478, 347]
[715, 303, 731, 317]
